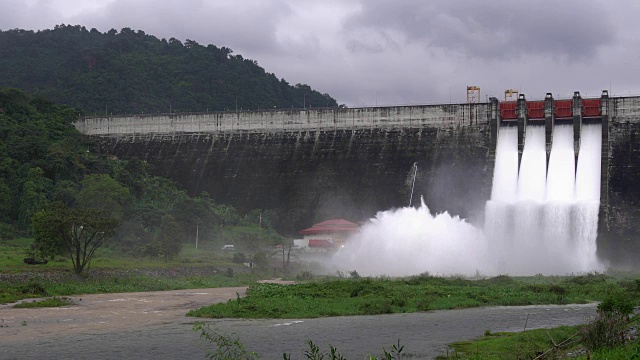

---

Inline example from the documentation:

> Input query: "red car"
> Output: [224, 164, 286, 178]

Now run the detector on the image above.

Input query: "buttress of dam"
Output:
[487, 90, 610, 233]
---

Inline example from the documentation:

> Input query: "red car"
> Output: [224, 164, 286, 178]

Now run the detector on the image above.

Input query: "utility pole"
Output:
[195, 224, 199, 249]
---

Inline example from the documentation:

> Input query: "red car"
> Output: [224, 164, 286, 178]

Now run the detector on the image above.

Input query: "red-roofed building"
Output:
[296, 219, 359, 250]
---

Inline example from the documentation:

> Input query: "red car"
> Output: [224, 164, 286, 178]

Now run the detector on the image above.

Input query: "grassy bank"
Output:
[0, 270, 261, 304]
[440, 314, 640, 359]
[0, 238, 267, 304]
[0, 237, 238, 273]
[187, 273, 638, 319]
[13, 297, 73, 308]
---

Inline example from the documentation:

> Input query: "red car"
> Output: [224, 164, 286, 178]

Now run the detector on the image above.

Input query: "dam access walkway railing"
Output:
[74, 103, 491, 136]
[74, 93, 640, 137]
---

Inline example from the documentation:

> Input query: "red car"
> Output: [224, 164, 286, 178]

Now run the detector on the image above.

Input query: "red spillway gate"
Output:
[499, 97, 602, 122]
[583, 99, 602, 117]
[555, 100, 573, 118]
[500, 101, 517, 120]
[527, 101, 545, 119]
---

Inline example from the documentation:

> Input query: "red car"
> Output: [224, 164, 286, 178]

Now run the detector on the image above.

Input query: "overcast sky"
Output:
[2, 0, 639, 106]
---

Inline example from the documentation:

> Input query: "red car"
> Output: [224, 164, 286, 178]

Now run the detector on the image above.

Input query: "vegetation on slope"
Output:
[0, 25, 338, 115]
[0, 87, 285, 273]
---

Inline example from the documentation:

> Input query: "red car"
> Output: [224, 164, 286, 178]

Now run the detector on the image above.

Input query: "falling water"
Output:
[542, 125, 575, 268]
[484, 123, 603, 275]
[330, 122, 604, 276]
[573, 124, 603, 270]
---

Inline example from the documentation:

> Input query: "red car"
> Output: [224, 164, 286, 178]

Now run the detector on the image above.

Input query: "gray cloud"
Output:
[71, 0, 292, 56]
[0, 0, 639, 106]
[0, 0, 63, 30]
[345, 0, 615, 60]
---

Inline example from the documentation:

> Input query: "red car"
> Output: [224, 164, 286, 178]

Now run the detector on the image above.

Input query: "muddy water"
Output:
[0, 288, 597, 359]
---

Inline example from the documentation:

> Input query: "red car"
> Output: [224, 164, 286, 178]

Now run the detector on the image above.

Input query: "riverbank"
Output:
[0, 289, 599, 360]
[0, 265, 262, 304]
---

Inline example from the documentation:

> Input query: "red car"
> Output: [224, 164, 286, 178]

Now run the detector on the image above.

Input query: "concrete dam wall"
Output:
[81, 104, 493, 236]
[76, 97, 640, 265]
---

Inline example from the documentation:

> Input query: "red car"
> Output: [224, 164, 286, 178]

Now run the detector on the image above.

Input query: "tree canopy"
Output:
[1, 88, 284, 269]
[33, 203, 119, 274]
[0, 25, 338, 115]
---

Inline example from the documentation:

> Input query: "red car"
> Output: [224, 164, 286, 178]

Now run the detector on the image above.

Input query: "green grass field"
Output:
[439, 313, 640, 359]
[0, 237, 264, 304]
[187, 273, 638, 319]
[0, 237, 237, 273]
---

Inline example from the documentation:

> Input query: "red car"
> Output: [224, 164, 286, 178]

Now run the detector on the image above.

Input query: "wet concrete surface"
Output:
[0, 287, 597, 359]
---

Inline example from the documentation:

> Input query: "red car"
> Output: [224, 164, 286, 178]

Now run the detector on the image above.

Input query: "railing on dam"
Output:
[74, 103, 492, 136]
[75, 94, 640, 137]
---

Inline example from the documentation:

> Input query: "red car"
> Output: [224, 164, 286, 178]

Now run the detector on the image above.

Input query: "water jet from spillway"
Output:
[330, 124, 604, 276]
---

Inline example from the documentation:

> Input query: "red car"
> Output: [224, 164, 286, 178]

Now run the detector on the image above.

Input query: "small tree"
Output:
[156, 214, 183, 260]
[32, 203, 119, 274]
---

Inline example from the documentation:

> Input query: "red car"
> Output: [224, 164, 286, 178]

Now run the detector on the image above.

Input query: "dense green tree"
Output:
[0, 180, 12, 218]
[0, 87, 286, 259]
[17, 167, 50, 229]
[76, 174, 132, 220]
[0, 25, 338, 115]
[138, 176, 188, 212]
[32, 203, 119, 274]
[155, 214, 183, 260]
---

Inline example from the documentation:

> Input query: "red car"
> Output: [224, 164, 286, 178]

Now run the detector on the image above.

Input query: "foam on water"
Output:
[330, 123, 604, 276]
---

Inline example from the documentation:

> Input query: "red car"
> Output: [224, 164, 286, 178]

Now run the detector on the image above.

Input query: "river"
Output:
[0, 287, 597, 359]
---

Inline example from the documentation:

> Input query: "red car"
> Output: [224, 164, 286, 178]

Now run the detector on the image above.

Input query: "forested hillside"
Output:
[0, 25, 337, 115]
[0, 88, 281, 262]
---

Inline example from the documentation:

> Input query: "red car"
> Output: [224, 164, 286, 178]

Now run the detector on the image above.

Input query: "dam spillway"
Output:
[76, 93, 640, 268]
[484, 123, 602, 274]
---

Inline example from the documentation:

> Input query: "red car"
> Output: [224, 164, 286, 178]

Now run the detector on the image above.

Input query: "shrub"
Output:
[232, 252, 247, 264]
[296, 271, 313, 281]
[20, 280, 48, 296]
[192, 322, 258, 360]
[485, 274, 513, 284]
[359, 300, 392, 315]
[597, 292, 635, 317]
[252, 252, 268, 269]
[570, 273, 608, 285]
[581, 312, 628, 351]
[549, 285, 566, 296]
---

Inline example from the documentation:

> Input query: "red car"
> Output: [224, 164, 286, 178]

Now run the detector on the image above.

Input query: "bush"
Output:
[193, 322, 258, 360]
[570, 273, 608, 285]
[296, 271, 313, 281]
[549, 284, 566, 296]
[20, 280, 48, 296]
[582, 292, 634, 351]
[252, 252, 268, 269]
[232, 252, 247, 264]
[359, 300, 392, 315]
[597, 292, 635, 317]
[581, 312, 628, 350]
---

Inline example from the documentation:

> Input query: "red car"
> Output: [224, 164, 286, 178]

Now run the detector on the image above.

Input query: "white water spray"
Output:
[331, 123, 604, 276]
